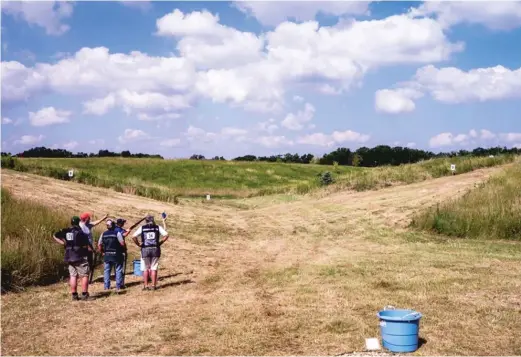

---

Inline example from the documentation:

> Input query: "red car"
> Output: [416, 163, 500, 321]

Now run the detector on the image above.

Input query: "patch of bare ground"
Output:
[1, 167, 520, 356]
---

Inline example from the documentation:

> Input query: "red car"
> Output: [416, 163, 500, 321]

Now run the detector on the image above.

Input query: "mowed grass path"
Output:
[1, 166, 520, 355]
[5, 155, 515, 201]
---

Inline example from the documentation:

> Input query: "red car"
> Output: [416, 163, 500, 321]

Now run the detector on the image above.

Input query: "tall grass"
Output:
[333, 154, 516, 193]
[1, 188, 103, 292]
[411, 163, 521, 240]
[2, 154, 516, 201]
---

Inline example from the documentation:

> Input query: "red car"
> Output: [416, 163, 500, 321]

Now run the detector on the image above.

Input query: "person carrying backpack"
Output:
[53, 216, 94, 301]
[132, 215, 169, 290]
[98, 219, 126, 293]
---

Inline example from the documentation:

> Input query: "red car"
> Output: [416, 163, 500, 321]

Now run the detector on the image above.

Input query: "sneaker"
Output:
[80, 292, 92, 301]
[72, 293, 80, 301]
[151, 286, 157, 291]
[142, 286, 149, 291]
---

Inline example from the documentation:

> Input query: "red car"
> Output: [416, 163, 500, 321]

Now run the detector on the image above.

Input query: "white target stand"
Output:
[450, 164, 456, 175]
[68, 169, 74, 178]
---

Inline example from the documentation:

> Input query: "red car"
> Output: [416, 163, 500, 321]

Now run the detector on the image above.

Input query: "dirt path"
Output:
[2, 166, 519, 356]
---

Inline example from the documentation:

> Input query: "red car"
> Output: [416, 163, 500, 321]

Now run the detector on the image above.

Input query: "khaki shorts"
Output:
[68, 258, 90, 277]
[140, 257, 159, 271]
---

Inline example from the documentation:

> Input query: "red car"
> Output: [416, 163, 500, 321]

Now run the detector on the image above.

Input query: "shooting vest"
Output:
[64, 227, 89, 263]
[140, 223, 161, 258]
[101, 229, 124, 262]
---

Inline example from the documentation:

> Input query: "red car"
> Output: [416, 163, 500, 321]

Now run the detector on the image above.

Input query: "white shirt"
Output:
[132, 225, 168, 238]
[79, 222, 94, 245]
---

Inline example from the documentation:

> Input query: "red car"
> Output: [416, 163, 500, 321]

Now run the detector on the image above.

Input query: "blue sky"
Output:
[2, 1, 521, 159]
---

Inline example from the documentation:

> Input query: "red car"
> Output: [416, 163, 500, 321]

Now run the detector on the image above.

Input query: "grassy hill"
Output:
[411, 162, 521, 240]
[2, 154, 515, 201]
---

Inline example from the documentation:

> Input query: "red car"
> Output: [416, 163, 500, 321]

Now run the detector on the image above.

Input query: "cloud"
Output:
[2, 10, 464, 114]
[118, 129, 150, 144]
[317, 84, 343, 96]
[221, 127, 248, 137]
[1, 0, 73, 35]
[414, 65, 521, 103]
[281, 103, 315, 131]
[409, 1, 521, 31]
[2, 117, 13, 125]
[500, 132, 521, 143]
[118, 1, 151, 11]
[375, 88, 424, 114]
[378, 64, 521, 111]
[63, 141, 79, 150]
[256, 119, 278, 134]
[297, 129, 370, 147]
[89, 139, 105, 146]
[429, 129, 516, 148]
[234, 1, 370, 27]
[14, 134, 44, 145]
[156, 9, 264, 69]
[293, 95, 304, 102]
[160, 138, 182, 147]
[406, 142, 417, 148]
[184, 125, 217, 143]
[29, 107, 71, 126]
[255, 135, 294, 148]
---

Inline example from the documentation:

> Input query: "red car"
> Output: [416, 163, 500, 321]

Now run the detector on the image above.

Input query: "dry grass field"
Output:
[1, 165, 520, 356]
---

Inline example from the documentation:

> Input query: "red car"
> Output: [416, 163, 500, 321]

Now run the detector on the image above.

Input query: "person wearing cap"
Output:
[98, 219, 126, 292]
[53, 216, 94, 301]
[79, 212, 108, 275]
[132, 215, 169, 290]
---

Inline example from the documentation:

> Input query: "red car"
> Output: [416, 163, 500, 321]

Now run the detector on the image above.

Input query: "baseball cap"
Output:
[80, 212, 91, 221]
[145, 214, 154, 222]
[116, 218, 126, 225]
[71, 216, 80, 226]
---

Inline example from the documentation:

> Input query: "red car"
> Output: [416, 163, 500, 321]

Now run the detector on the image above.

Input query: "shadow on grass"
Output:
[120, 273, 186, 288]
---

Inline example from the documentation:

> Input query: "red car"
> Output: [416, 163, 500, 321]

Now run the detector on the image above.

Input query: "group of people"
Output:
[52, 212, 169, 301]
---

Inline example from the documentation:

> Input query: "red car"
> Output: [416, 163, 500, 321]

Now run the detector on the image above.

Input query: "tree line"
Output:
[231, 145, 520, 167]
[2, 145, 520, 167]
[1, 147, 164, 159]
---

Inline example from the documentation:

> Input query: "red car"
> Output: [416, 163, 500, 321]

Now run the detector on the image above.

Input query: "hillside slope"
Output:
[1, 166, 520, 356]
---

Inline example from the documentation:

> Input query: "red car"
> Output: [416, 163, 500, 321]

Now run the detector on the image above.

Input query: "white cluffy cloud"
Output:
[1, 1, 73, 35]
[118, 129, 150, 144]
[409, 1, 521, 31]
[29, 107, 72, 127]
[2, 117, 13, 125]
[15, 134, 45, 145]
[376, 64, 521, 113]
[375, 88, 424, 114]
[234, 1, 370, 27]
[63, 141, 79, 150]
[429, 129, 507, 148]
[2, 9, 464, 115]
[281, 103, 315, 131]
[297, 130, 370, 147]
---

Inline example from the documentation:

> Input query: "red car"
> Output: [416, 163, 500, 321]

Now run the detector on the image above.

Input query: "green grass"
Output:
[411, 163, 521, 240]
[2, 154, 516, 202]
[0, 187, 104, 292]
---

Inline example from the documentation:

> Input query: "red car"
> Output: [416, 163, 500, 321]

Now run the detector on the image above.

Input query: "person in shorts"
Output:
[53, 216, 94, 301]
[132, 215, 169, 290]
[79, 212, 108, 276]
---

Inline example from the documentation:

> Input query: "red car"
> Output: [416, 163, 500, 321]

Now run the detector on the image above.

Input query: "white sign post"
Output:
[450, 164, 456, 174]
[68, 169, 74, 178]
[206, 194, 211, 201]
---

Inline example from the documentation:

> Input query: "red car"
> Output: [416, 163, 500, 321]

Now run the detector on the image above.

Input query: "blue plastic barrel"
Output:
[133, 259, 142, 276]
[377, 306, 422, 353]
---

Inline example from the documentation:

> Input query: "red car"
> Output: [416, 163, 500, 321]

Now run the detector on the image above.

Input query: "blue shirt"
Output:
[115, 226, 127, 235]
